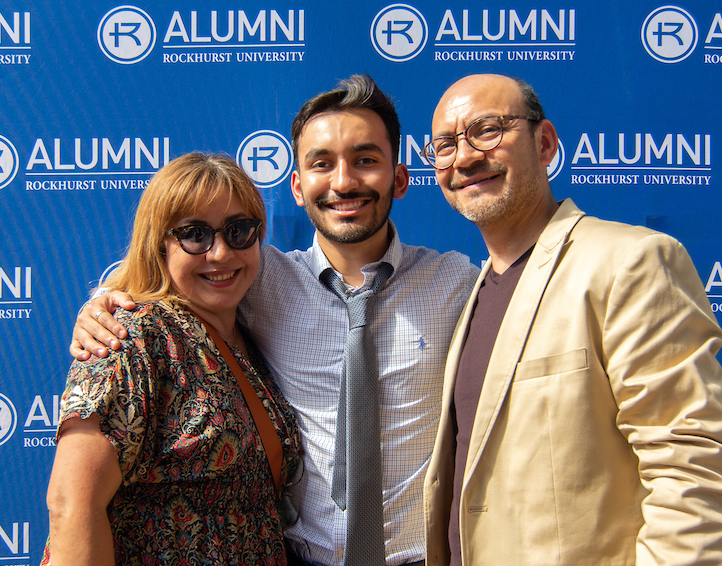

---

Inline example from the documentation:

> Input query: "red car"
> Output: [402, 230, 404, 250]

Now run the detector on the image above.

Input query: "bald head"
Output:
[429, 73, 558, 235]
[433, 74, 542, 137]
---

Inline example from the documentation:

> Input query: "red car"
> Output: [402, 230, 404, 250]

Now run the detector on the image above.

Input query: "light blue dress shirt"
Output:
[238, 224, 479, 566]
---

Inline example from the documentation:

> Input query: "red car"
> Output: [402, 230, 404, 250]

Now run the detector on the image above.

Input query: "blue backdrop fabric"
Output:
[0, 1, 720, 562]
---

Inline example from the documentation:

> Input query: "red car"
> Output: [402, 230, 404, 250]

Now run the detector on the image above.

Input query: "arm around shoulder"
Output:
[70, 291, 137, 360]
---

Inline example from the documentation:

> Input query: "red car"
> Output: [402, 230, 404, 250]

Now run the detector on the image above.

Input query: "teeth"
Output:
[205, 271, 236, 282]
[329, 200, 365, 211]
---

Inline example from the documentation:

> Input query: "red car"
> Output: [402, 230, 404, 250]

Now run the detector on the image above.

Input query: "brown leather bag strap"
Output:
[191, 311, 283, 497]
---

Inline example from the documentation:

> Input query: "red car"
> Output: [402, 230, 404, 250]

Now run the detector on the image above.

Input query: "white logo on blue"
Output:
[98, 5, 156, 64]
[641, 6, 698, 63]
[237, 130, 293, 189]
[0, 393, 18, 447]
[547, 139, 565, 181]
[99, 261, 123, 286]
[0, 136, 19, 190]
[371, 4, 428, 62]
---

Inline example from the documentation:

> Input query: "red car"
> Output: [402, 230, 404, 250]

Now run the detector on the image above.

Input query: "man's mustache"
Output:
[448, 164, 507, 191]
[316, 190, 379, 206]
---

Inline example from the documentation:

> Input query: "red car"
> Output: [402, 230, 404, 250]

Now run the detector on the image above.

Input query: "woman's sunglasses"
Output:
[166, 218, 262, 255]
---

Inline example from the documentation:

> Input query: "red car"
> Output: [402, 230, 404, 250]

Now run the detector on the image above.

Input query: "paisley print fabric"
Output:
[42, 300, 301, 566]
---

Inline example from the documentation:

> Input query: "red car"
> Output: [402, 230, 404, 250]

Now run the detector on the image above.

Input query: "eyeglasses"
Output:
[420, 115, 540, 170]
[166, 218, 262, 255]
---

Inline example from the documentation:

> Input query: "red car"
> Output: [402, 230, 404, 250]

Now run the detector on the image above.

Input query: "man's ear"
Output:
[290, 170, 305, 207]
[393, 164, 410, 199]
[537, 120, 559, 167]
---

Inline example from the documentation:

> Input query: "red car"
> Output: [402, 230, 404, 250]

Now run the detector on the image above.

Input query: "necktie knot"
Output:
[320, 262, 393, 310]
[347, 297, 370, 329]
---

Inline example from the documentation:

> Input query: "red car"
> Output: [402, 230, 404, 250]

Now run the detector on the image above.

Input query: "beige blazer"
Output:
[424, 199, 722, 566]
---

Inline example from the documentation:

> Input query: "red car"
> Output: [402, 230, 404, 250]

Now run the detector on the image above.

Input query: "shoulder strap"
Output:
[191, 311, 283, 497]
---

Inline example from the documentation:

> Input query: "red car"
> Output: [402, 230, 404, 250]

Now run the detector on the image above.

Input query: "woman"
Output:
[42, 153, 301, 566]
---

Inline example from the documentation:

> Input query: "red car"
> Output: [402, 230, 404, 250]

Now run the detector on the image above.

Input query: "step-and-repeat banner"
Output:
[1, 1, 720, 562]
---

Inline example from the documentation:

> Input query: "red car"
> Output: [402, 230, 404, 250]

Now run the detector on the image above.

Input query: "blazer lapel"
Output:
[463, 199, 586, 484]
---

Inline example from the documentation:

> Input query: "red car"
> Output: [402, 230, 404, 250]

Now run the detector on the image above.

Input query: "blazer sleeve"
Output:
[604, 232, 722, 566]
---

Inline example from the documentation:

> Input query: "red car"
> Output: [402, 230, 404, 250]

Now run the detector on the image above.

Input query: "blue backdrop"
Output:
[1, 1, 720, 562]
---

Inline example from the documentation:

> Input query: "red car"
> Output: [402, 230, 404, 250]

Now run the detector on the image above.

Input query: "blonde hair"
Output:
[102, 152, 266, 303]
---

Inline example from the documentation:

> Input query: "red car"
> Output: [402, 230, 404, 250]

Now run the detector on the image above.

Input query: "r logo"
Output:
[641, 6, 698, 63]
[0, 136, 19, 190]
[371, 4, 428, 62]
[0, 393, 17, 447]
[99, 261, 123, 286]
[236, 130, 293, 189]
[97, 6, 156, 64]
[547, 139, 565, 182]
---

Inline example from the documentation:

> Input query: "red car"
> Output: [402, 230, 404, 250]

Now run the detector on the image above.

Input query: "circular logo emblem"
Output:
[0, 393, 18, 447]
[547, 139, 565, 182]
[0, 136, 19, 190]
[99, 261, 123, 286]
[371, 4, 428, 62]
[236, 130, 293, 189]
[98, 5, 156, 64]
[641, 6, 698, 63]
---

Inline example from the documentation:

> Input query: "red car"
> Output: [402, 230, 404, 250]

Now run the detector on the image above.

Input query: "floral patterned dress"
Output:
[42, 301, 301, 566]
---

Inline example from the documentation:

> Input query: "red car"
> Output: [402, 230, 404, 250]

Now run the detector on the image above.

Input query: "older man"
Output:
[422, 74, 722, 566]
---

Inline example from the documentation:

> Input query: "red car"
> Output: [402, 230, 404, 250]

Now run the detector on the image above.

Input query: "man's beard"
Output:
[303, 181, 395, 244]
[445, 163, 544, 228]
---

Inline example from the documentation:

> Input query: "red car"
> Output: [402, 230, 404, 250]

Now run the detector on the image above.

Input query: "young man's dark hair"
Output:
[291, 74, 401, 166]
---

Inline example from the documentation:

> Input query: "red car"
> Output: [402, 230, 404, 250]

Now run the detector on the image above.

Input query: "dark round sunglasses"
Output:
[166, 218, 262, 255]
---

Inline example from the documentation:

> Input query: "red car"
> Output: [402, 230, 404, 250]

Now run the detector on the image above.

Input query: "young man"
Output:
[71, 75, 479, 566]
[423, 73, 722, 566]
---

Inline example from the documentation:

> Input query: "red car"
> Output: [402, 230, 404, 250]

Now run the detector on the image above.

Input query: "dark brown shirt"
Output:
[449, 247, 533, 566]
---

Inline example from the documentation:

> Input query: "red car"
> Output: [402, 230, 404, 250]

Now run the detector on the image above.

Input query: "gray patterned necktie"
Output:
[320, 262, 393, 566]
